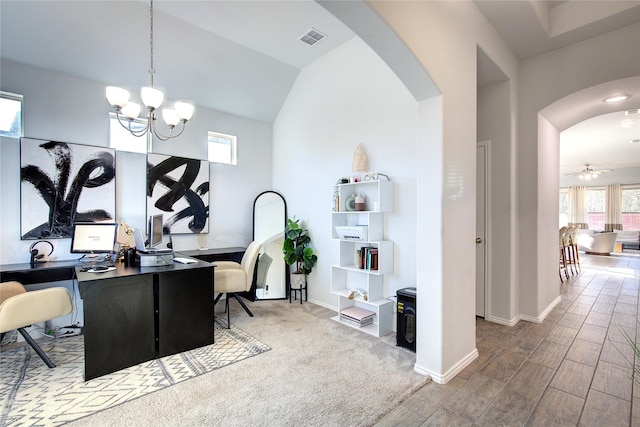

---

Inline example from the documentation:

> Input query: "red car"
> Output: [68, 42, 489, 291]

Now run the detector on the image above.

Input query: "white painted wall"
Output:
[273, 37, 418, 310]
[0, 60, 273, 328]
[367, 1, 519, 382]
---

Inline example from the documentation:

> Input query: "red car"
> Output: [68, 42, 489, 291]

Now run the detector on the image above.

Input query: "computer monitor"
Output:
[148, 214, 164, 249]
[70, 222, 118, 254]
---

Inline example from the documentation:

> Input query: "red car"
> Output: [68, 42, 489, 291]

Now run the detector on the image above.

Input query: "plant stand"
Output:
[289, 273, 307, 304]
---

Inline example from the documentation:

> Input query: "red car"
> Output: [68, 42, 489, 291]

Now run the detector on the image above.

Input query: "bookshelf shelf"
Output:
[330, 179, 394, 337]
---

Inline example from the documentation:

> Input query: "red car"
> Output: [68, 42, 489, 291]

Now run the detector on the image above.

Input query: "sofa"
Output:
[614, 229, 640, 251]
[577, 230, 618, 255]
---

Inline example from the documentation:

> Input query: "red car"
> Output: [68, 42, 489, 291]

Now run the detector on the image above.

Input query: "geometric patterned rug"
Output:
[0, 316, 270, 426]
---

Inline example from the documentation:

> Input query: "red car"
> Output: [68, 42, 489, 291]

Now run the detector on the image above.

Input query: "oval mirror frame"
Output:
[252, 191, 289, 300]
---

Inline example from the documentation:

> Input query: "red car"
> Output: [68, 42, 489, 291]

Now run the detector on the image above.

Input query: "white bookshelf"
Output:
[330, 180, 394, 337]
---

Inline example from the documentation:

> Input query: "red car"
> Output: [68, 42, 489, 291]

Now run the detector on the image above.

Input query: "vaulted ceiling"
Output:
[1, 0, 639, 175]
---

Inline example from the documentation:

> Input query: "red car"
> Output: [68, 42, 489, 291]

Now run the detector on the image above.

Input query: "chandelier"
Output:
[106, 0, 194, 143]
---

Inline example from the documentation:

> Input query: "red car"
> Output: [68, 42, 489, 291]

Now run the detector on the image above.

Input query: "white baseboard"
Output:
[414, 347, 479, 384]
[485, 296, 562, 326]
[485, 314, 519, 326]
[520, 295, 561, 324]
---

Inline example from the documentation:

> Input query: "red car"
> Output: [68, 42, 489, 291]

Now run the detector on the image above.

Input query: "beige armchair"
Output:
[0, 281, 73, 368]
[214, 241, 262, 328]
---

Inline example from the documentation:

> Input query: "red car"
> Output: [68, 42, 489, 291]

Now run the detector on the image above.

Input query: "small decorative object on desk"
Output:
[354, 193, 365, 211]
[197, 234, 208, 250]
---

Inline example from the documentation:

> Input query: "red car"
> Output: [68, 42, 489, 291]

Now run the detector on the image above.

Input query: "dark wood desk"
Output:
[0, 260, 78, 284]
[178, 247, 246, 263]
[178, 247, 263, 302]
[76, 261, 214, 380]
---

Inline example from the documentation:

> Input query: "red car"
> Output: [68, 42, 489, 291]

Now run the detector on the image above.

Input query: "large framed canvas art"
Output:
[20, 138, 116, 239]
[147, 154, 209, 234]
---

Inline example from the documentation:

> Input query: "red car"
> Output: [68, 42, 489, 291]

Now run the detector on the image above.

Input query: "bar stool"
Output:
[559, 227, 569, 282]
[567, 225, 581, 274]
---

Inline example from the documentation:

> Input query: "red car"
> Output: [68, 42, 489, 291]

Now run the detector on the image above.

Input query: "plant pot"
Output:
[290, 272, 307, 290]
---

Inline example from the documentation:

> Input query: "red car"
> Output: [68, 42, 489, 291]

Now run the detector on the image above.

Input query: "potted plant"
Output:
[283, 217, 318, 290]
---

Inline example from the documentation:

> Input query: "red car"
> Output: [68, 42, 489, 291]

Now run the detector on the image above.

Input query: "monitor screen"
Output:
[70, 223, 118, 254]
[149, 214, 164, 248]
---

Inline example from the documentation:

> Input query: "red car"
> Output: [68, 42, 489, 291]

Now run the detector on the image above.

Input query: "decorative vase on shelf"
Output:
[355, 193, 365, 211]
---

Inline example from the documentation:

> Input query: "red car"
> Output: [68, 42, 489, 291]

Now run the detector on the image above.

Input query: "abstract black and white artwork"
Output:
[147, 153, 209, 234]
[20, 138, 116, 240]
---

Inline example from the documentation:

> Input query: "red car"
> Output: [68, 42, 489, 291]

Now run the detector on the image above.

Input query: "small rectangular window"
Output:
[109, 113, 148, 154]
[0, 92, 23, 139]
[208, 131, 237, 165]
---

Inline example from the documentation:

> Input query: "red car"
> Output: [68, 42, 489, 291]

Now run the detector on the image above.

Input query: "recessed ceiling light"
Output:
[603, 95, 630, 103]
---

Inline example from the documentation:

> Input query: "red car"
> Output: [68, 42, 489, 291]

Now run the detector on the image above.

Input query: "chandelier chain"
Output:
[149, 0, 155, 87]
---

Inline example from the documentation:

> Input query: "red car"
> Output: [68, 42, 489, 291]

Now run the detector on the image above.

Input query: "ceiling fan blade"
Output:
[564, 168, 612, 176]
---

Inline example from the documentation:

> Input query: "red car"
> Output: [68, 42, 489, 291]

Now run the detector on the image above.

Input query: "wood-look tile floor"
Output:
[376, 253, 640, 426]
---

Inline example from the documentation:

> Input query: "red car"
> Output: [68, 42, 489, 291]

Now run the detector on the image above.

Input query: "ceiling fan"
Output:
[565, 164, 612, 180]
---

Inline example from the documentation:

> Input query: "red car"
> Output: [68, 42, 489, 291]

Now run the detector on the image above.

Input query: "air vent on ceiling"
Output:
[299, 28, 326, 46]
[625, 109, 639, 115]
[631, 139, 640, 144]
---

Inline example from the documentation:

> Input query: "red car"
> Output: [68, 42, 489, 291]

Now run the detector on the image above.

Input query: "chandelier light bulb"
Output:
[106, 86, 130, 109]
[174, 102, 195, 121]
[141, 87, 164, 110]
[162, 108, 180, 127]
[121, 102, 141, 119]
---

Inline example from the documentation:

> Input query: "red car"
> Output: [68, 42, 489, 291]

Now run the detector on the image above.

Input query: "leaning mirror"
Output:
[253, 191, 288, 299]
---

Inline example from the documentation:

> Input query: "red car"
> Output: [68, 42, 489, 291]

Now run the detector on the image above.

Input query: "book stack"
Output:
[340, 306, 376, 327]
[355, 246, 379, 270]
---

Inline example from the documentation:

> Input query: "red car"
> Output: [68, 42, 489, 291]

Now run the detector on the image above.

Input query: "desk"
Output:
[178, 247, 263, 302]
[0, 260, 78, 284]
[178, 247, 246, 263]
[76, 261, 214, 380]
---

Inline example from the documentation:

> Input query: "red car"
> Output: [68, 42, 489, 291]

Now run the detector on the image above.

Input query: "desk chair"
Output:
[214, 241, 262, 328]
[0, 281, 73, 368]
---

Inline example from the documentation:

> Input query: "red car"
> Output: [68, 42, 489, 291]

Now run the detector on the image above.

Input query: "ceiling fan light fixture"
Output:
[603, 95, 629, 104]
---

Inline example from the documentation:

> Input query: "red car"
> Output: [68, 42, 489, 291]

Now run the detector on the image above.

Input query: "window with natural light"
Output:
[0, 92, 23, 139]
[109, 113, 148, 154]
[622, 186, 640, 230]
[560, 185, 640, 231]
[208, 131, 237, 165]
[559, 189, 568, 227]
[586, 188, 605, 230]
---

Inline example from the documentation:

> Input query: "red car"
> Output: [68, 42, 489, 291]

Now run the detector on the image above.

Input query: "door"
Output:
[476, 143, 488, 317]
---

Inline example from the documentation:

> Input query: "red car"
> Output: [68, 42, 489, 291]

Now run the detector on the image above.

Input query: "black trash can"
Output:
[396, 287, 416, 352]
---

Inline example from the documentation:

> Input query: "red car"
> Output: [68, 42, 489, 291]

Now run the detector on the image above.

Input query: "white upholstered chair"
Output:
[214, 241, 262, 328]
[0, 281, 73, 368]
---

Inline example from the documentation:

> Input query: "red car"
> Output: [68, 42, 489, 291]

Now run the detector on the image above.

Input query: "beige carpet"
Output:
[4, 300, 430, 426]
